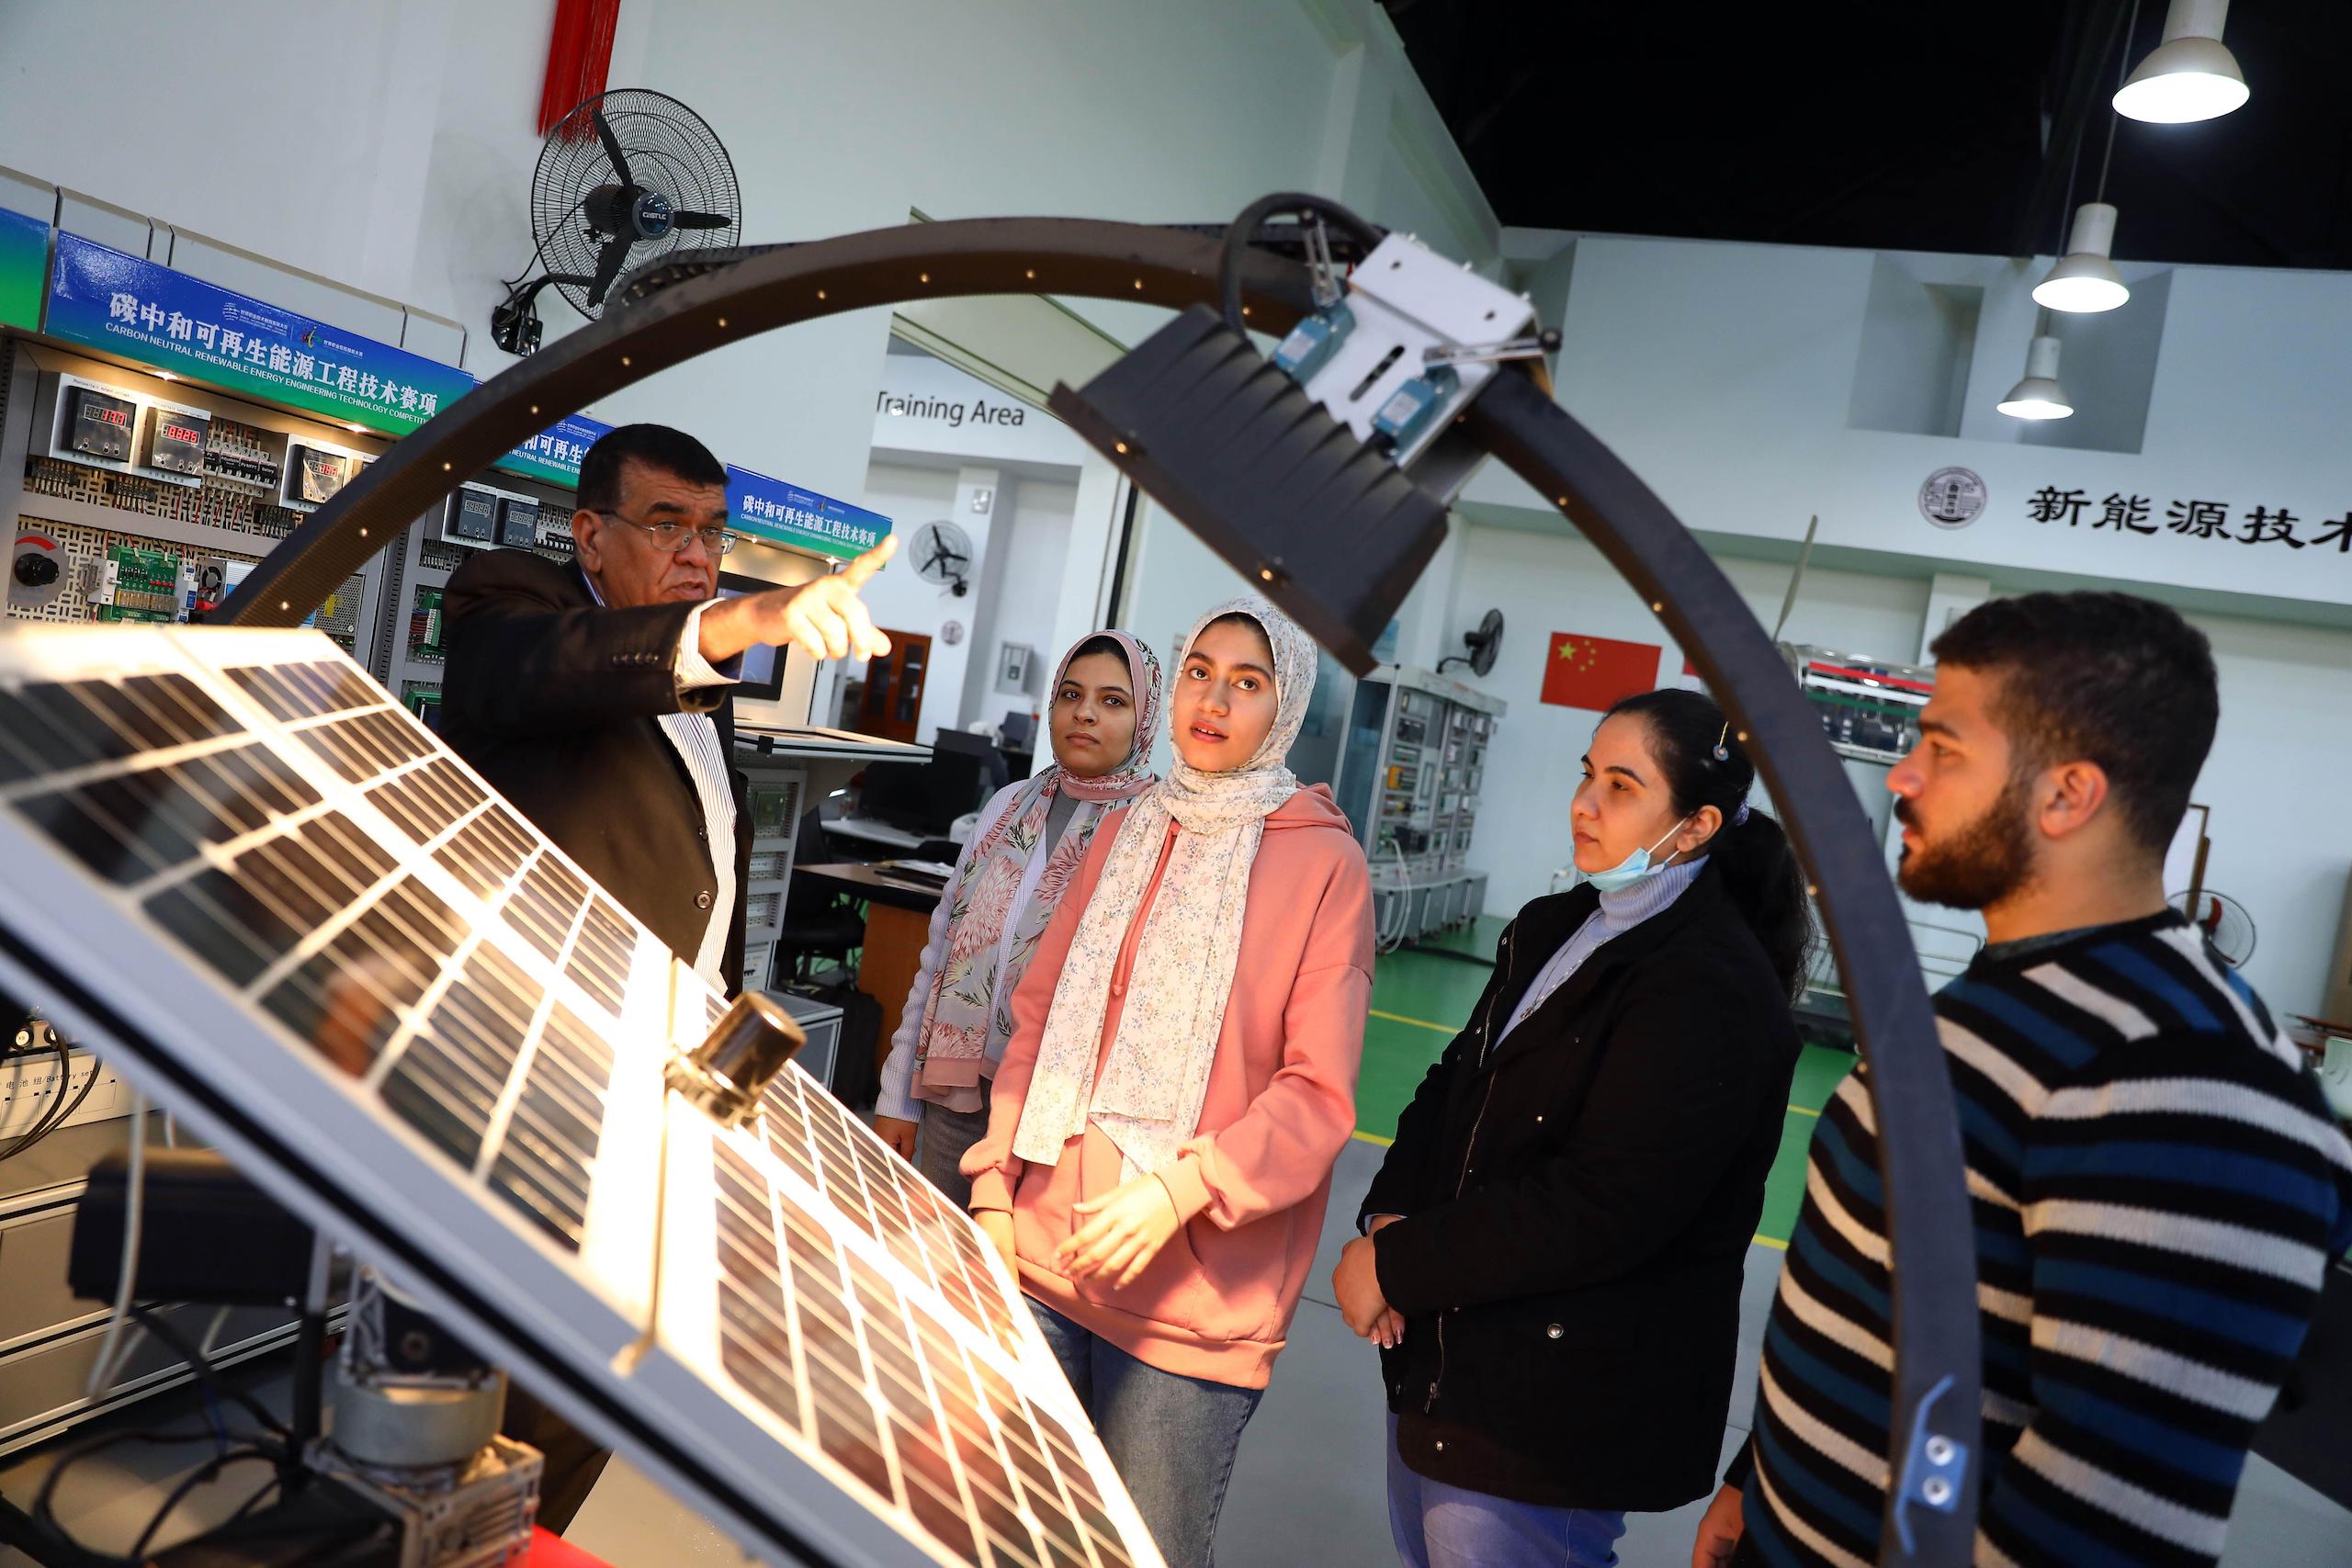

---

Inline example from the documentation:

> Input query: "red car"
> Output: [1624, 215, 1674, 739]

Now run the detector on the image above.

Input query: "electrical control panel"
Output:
[30, 373, 209, 491]
[64, 386, 137, 463]
[442, 485, 498, 547]
[2, 346, 415, 669]
[311, 572, 367, 650]
[6, 523, 107, 624]
[400, 678, 444, 728]
[141, 406, 211, 477]
[407, 582, 447, 663]
[1781, 644, 1933, 764]
[200, 416, 283, 493]
[93, 539, 182, 623]
[494, 495, 540, 550]
[287, 443, 356, 507]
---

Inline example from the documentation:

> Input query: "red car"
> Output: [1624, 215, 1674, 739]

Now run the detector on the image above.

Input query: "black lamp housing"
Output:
[1048, 306, 1450, 677]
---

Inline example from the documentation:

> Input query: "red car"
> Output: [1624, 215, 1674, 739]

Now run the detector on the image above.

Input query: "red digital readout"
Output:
[159, 423, 200, 444]
[88, 407, 130, 428]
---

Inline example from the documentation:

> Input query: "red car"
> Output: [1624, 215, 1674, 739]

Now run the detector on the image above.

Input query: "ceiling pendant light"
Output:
[2034, 202, 2130, 312]
[2114, 0, 2248, 123]
[1997, 335, 2075, 421]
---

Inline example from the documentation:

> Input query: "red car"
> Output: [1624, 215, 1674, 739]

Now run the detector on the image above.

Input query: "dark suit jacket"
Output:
[1359, 864, 1801, 1511]
[439, 548, 751, 994]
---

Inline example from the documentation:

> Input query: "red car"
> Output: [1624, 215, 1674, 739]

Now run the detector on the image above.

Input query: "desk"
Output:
[823, 814, 926, 854]
[796, 863, 947, 1076]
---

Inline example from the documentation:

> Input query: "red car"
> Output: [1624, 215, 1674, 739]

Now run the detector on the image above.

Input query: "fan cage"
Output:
[532, 88, 741, 319]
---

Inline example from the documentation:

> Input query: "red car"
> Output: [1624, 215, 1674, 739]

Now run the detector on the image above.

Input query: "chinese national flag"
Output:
[1541, 632, 1662, 711]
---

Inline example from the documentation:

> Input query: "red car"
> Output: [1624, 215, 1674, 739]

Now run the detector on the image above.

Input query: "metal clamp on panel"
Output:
[665, 989, 805, 1127]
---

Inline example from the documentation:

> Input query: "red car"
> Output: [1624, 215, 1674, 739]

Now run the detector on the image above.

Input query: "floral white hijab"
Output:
[1012, 598, 1317, 1178]
[908, 632, 1161, 1111]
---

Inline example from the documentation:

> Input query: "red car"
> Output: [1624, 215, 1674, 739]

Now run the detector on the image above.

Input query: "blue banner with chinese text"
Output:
[45, 233, 473, 435]
[727, 466, 892, 560]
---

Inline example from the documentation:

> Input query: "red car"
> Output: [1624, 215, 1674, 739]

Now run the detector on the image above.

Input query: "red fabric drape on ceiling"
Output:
[537, 0, 623, 137]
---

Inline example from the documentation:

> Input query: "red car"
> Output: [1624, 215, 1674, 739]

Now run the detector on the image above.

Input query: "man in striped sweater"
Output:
[1692, 592, 2352, 1568]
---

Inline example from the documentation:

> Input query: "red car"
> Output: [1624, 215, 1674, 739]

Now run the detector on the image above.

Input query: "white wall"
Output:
[1, 0, 1498, 524]
[1441, 223, 2352, 1017]
[2186, 612, 2352, 1020]
[852, 460, 975, 744]
[854, 458, 1083, 746]
[962, 476, 1079, 729]
[1441, 519, 2352, 1018]
[1461, 232, 2352, 617]
[1442, 522, 1929, 912]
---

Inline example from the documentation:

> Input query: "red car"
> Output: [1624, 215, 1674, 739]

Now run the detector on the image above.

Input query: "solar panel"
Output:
[0, 624, 1164, 1568]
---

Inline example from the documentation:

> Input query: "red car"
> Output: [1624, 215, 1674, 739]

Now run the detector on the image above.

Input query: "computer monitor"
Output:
[929, 728, 994, 759]
[1001, 710, 1037, 750]
[858, 756, 986, 837]
[931, 728, 1010, 795]
[715, 570, 790, 702]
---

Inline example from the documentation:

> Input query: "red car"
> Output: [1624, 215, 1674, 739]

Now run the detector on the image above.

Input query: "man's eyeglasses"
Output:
[593, 510, 739, 556]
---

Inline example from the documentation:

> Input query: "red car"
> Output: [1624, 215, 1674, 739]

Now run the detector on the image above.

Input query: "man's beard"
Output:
[1896, 772, 2038, 910]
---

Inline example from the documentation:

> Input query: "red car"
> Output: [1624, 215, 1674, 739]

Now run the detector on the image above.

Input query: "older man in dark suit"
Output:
[441, 423, 891, 995]
[439, 422, 892, 1528]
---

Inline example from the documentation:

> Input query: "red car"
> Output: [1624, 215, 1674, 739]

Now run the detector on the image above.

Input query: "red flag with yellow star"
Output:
[1541, 631, 1661, 711]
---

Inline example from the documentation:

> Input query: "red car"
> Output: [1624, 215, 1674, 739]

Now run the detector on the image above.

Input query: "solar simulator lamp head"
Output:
[1046, 231, 1542, 676]
[667, 989, 805, 1127]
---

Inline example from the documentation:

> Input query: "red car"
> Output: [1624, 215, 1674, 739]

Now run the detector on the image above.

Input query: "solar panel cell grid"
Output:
[704, 1135, 1151, 1568]
[224, 659, 380, 722]
[0, 627, 1162, 1568]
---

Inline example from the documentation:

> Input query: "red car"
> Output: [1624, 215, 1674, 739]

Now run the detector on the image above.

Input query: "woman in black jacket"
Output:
[1332, 688, 1809, 1568]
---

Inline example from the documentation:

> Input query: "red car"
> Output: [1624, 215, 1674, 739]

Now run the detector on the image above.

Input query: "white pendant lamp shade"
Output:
[1997, 335, 2075, 421]
[2114, 0, 2249, 123]
[2034, 202, 2131, 313]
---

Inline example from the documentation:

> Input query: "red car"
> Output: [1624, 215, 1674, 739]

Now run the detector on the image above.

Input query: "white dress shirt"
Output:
[583, 571, 740, 989]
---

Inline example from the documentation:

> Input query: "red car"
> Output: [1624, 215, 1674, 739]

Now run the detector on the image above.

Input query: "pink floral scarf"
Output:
[909, 631, 1162, 1111]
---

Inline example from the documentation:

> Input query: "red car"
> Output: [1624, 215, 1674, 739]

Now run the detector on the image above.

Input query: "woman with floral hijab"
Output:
[875, 630, 1161, 1202]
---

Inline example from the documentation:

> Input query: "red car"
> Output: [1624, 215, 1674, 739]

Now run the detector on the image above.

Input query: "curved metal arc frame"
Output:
[222, 218, 1319, 629]
[1465, 371, 1982, 1562]
[225, 215, 1982, 1564]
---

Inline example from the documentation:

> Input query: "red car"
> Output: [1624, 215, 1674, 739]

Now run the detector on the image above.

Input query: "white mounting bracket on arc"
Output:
[1279, 234, 1534, 469]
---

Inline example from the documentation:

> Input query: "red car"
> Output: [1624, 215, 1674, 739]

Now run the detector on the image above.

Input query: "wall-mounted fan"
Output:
[492, 89, 741, 355]
[910, 521, 973, 598]
[2172, 887, 2257, 967]
[1439, 607, 1504, 677]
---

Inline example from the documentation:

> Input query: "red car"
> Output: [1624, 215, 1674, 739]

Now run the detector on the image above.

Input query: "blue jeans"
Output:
[1029, 1302, 1262, 1568]
[1386, 1416, 1627, 1568]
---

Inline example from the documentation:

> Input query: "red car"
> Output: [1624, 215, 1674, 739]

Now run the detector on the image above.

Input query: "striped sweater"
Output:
[1732, 911, 2352, 1568]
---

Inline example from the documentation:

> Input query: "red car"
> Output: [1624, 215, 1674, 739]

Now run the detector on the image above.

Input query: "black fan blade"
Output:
[592, 107, 633, 187]
[671, 209, 734, 230]
[584, 233, 635, 309]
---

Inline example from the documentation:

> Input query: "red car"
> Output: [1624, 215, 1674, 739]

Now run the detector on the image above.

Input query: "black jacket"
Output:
[439, 549, 752, 994]
[1360, 864, 1800, 1511]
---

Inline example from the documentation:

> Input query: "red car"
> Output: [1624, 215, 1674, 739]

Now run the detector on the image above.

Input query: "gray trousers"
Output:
[916, 1076, 994, 1208]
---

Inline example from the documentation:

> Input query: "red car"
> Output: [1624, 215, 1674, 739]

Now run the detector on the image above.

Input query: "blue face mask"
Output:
[1584, 815, 1692, 894]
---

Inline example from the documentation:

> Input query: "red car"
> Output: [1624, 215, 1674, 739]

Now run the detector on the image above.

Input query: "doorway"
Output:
[854, 629, 930, 743]
[817, 265, 1139, 743]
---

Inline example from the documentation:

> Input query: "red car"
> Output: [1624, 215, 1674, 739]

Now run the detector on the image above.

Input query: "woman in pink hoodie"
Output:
[962, 598, 1373, 1568]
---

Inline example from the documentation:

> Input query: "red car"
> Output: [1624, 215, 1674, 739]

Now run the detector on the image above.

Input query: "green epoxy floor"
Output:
[1358, 919, 1852, 1247]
